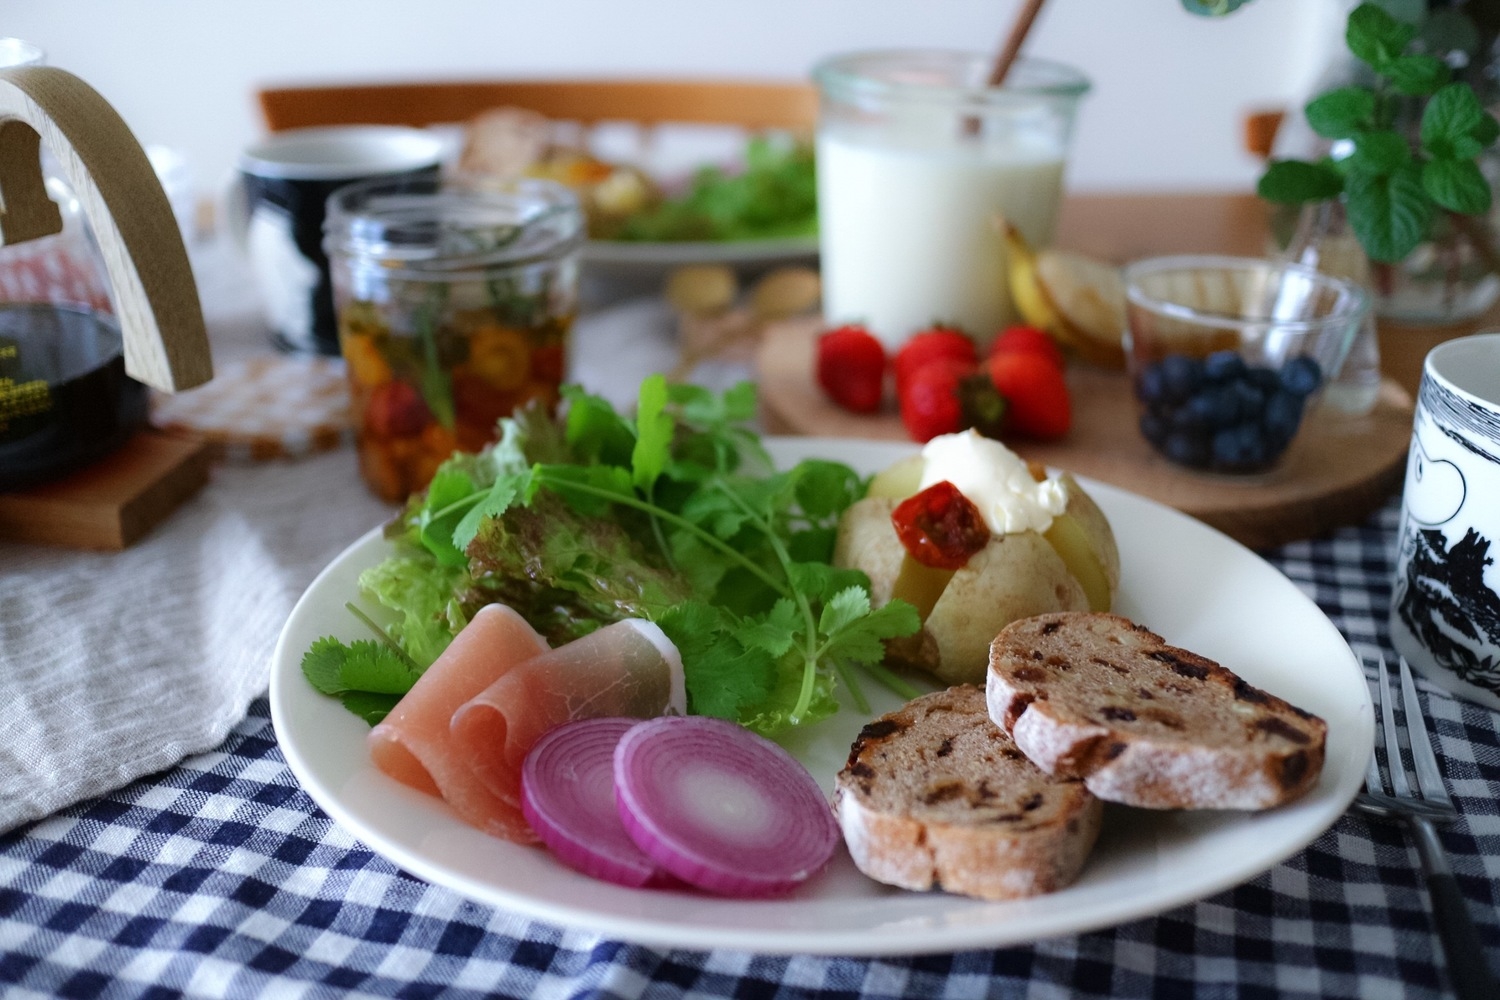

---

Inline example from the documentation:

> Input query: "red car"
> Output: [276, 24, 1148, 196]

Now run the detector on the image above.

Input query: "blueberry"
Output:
[1228, 379, 1267, 420]
[1187, 386, 1240, 428]
[1262, 390, 1305, 444]
[1135, 363, 1167, 404]
[1158, 354, 1203, 403]
[1280, 356, 1323, 397]
[1211, 423, 1270, 471]
[1163, 427, 1211, 467]
[1247, 367, 1282, 394]
[1202, 350, 1247, 383]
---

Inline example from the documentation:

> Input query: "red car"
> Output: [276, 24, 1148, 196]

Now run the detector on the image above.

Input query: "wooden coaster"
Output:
[150, 354, 353, 462]
[757, 317, 1414, 550]
[0, 431, 212, 550]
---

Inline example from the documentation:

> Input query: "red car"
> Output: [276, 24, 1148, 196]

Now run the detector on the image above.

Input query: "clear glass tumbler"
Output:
[324, 177, 582, 502]
[813, 50, 1089, 351]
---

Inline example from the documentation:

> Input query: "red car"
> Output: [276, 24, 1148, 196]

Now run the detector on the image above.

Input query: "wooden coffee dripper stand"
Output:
[0, 65, 215, 549]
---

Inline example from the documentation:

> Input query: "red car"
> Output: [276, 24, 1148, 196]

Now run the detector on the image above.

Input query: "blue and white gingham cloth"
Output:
[1, 498, 1497, 1000]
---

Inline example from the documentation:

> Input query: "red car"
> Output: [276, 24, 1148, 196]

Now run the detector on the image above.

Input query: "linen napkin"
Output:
[0, 452, 392, 833]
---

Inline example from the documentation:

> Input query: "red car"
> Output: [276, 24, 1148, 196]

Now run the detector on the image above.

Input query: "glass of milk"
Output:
[813, 50, 1089, 351]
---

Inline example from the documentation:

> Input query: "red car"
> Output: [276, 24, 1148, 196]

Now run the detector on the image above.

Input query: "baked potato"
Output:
[833, 466, 1120, 685]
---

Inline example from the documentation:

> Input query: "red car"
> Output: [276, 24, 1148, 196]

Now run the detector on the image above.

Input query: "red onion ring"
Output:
[613, 715, 839, 897]
[520, 717, 673, 888]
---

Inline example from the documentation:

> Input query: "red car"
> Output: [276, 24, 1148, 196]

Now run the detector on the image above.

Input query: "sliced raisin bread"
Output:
[835, 684, 1102, 901]
[986, 612, 1327, 810]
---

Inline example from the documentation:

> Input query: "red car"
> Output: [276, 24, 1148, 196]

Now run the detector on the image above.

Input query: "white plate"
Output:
[269, 437, 1372, 956]
[581, 235, 818, 270]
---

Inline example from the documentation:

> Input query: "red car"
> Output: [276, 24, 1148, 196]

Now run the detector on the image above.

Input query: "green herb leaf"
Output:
[1257, 159, 1346, 204]
[631, 373, 674, 493]
[1305, 86, 1377, 139]
[1421, 83, 1500, 159]
[1349, 130, 1412, 176]
[1422, 157, 1493, 215]
[1383, 54, 1450, 96]
[1346, 3, 1418, 73]
[1346, 164, 1434, 262]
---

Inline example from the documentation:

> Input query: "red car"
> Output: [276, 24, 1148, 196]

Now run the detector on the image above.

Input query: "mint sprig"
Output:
[1254, 3, 1499, 263]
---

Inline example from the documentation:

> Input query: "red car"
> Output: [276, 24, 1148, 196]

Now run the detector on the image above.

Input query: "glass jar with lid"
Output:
[324, 177, 582, 501]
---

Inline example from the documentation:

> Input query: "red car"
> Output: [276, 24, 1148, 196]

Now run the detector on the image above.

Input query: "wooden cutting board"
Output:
[756, 318, 1413, 550]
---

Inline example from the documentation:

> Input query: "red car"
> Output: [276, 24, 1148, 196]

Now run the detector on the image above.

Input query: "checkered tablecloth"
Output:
[1, 496, 1496, 1000]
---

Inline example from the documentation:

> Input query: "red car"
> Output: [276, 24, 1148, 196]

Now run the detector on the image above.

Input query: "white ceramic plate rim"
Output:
[269, 437, 1372, 956]
[581, 234, 818, 268]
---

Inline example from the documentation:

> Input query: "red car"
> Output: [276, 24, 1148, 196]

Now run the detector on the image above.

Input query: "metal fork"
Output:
[1355, 654, 1498, 998]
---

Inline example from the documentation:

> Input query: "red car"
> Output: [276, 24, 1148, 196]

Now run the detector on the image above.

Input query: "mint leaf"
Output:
[1421, 83, 1498, 159]
[1346, 3, 1418, 72]
[1349, 130, 1412, 176]
[1422, 157, 1493, 215]
[1257, 160, 1345, 203]
[1346, 164, 1434, 261]
[1305, 86, 1376, 139]
[1384, 53, 1450, 96]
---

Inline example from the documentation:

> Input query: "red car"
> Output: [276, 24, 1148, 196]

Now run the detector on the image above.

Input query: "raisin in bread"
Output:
[986, 612, 1327, 810]
[835, 684, 1102, 900]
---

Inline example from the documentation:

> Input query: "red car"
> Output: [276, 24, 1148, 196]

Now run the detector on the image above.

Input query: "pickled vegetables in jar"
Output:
[325, 177, 582, 501]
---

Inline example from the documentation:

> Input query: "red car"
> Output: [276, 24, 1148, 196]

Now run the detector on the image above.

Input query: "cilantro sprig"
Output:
[1255, 3, 1500, 263]
[301, 377, 921, 735]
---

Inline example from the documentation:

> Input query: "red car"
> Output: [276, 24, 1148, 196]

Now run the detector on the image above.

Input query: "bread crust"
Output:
[987, 612, 1328, 810]
[835, 685, 1101, 900]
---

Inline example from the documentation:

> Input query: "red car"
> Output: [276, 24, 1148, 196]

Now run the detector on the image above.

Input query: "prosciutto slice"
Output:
[450, 618, 686, 826]
[368, 603, 548, 842]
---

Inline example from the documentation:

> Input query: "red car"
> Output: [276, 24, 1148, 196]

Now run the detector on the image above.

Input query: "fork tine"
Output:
[1377, 654, 1415, 799]
[1364, 663, 1387, 795]
[1399, 657, 1453, 808]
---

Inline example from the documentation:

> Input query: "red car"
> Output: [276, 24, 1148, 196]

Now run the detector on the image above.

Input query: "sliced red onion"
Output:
[520, 717, 673, 888]
[613, 715, 839, 897]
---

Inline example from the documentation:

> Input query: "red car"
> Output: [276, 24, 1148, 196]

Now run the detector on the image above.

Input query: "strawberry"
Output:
[899, 357, 973, 443]
[988, 324, 1065, 370]
[986, 350, 1072, 440]
[816, 324, 888, 413]
[894, 326, 978, 398]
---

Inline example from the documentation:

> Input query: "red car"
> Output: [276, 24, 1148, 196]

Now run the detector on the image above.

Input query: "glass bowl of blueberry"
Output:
[1121, 254, 1369, 476]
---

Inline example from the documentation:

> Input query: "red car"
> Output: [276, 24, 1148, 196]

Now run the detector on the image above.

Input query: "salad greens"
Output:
[614, 137, 818, 243]
[303, 376, 920, 735]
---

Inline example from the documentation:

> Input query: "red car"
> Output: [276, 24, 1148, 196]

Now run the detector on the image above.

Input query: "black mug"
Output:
[236, 125, 446, 355]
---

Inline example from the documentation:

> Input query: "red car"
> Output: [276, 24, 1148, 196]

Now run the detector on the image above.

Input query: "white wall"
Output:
[7, 0, 1343, 200]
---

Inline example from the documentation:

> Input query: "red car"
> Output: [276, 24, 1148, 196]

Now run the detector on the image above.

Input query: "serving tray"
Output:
[755, 318, 1413, 550]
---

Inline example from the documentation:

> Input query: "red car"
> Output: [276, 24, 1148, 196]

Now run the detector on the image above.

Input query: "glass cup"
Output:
[1122, 254, 1369, 476]
[813, 50, 1089, 351]
[324, 177, 582, 502]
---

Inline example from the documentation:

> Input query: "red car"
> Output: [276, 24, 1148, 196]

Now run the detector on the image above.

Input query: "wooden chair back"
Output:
[257, 78, 819, 133]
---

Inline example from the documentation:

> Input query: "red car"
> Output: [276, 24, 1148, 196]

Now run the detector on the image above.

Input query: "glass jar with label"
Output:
[324, 177, 582, 501]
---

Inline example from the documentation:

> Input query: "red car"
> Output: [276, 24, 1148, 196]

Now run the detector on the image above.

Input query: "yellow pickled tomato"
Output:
[467, 325, 531, 390]
[342, 332, 393, 388]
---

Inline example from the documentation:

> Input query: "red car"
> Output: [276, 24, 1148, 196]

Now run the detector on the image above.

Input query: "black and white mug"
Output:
[236, 125, 445, 355]
[1390, 332, 1500, 709]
